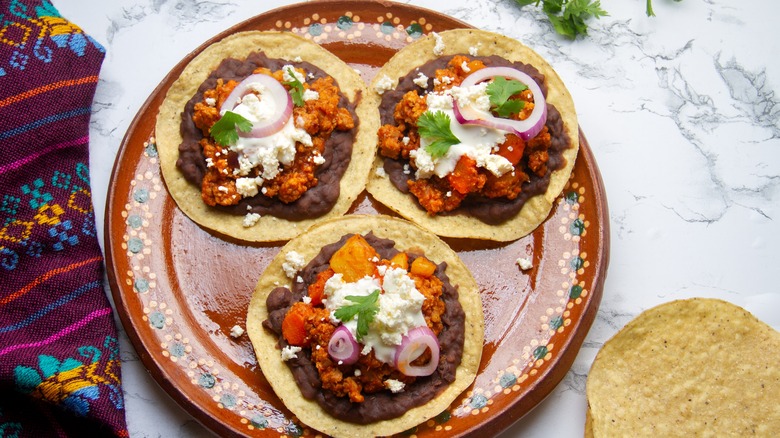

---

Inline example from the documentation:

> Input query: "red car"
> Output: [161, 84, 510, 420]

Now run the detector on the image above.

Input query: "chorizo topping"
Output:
[377, 55, 556, 216]
[193, 64, 354, 208]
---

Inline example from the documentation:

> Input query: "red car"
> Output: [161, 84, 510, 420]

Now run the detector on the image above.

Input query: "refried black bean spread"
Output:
[263, 233, 466, 424]
[379, 54, 571, 224]
[176, 51, 358, 220]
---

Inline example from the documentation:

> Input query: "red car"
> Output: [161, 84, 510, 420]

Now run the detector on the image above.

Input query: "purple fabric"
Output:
[0, 1, 128, 436]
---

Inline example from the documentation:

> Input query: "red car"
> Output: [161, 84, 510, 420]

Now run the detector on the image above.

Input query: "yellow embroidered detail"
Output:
[34, 203, 64, 226]
[0, 219, 35, 243]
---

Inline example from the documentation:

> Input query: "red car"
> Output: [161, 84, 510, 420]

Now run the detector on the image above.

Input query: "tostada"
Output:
[156, 31, 377, 242]
[366, 29, 579, 241]
[246, 215, 483, 437]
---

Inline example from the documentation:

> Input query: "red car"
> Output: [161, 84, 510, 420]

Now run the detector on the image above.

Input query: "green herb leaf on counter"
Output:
[334, 290, 380, 340]
[514, 0, 608, 39]
[210, 111, 252, 146]
[418, 111, 461, 159]
[487, 76, 528, 118]
[284, 67, 306, 107]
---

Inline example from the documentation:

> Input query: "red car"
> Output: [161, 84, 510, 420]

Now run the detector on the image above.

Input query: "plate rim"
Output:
[104, 1, 610, 436]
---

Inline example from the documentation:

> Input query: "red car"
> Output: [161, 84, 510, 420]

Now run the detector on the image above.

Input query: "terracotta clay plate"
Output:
[104, 1, 610, 436]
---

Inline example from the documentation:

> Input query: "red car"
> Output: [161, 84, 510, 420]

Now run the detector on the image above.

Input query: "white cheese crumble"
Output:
[312, 154, 326, 165]
[413, 72, 429, 88]
[461, 61, 471, 73]
[292, 56, 302, 62]
[468, 43, 482, 56]
[281, 345, 302, 361]
[302, 89, 319, 102]
[283, 251, 306, 279]
[385, 379, 406, 393]
[282, 64, 306, 83]
[242, 212, 262, 228]
[516, 257, 533, 270]
[302, 295, 311, 304]
[235, 176, 264, 198]
[229, 325, 244, 338]
[401, 136, 410, 145]
[205, 97, 216, 107]
[432, 32, 445, 56]
[433, 75, 453, 87]
[374, 74, 394, 95]
[375, 167, 387, 178]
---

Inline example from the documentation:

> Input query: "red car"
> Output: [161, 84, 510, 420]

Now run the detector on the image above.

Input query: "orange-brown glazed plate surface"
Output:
[104, 1, 609, 436]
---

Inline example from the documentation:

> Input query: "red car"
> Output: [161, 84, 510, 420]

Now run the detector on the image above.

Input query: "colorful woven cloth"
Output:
[0, 1, 128, 436]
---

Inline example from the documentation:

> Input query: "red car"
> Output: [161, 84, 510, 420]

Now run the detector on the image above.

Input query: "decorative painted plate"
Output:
[104, 1, 609, 436]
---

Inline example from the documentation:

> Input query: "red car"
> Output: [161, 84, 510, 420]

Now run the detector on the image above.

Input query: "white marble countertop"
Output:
[55, 0, 780, 436]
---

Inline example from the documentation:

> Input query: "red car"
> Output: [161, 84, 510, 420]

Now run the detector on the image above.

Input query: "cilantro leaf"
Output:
[283, 67, 305, 107]
[417, 111, 460, 159]
[487, 76, 528, 118]
[333, 290, 380, 340]
[209, 111, 253, 146]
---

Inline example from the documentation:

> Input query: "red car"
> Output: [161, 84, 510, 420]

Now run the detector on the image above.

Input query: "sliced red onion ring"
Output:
[394, 326, 440, 377]
[220, 73, 293, 138]
[455, 66, 547, 141]
[328, 325, 359, 365]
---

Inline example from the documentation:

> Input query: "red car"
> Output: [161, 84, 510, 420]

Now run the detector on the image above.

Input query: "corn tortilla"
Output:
[246, 215, 484, 437]
[366, 29, 579, 242]
[156, 31, 377, 242]
[586, 298, 780, 437]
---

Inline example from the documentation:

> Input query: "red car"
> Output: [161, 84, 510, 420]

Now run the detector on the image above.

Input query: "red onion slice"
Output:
[220, 73, 293, 138]
[455, 66, 547, 141]
[393, 326, 440, 377]
[328, 325, 359, 365]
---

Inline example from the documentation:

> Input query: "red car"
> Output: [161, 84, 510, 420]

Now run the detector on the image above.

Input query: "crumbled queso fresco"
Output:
[242, 212, 261, 228]
[281, 345, 302, 361]
[413, 72, 429, 88]
[384, 379, 405, 393]
[282, 251, 306, 279]
[469, 42, 481, 56]
[374, 74, 394, 95]
[432, 32, 445, 55]
[230, 325, 244, 338]
[516, 257, 533, 270]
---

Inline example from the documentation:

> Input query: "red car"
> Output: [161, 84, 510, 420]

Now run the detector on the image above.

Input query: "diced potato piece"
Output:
[330, 234, 379, 282]
[410, 256, 437, 278]
[389, 252, 409, 270]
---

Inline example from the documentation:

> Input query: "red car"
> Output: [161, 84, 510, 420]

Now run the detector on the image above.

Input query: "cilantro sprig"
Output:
[514, 0, 680, 39]
[333, 290, 380, 341]
[210, 111, 253, 146]
[417, 111, 461, 159]
[514, 0, 608, 39]
[283, 67, 305, 107]
[487, 76, 528, 118]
